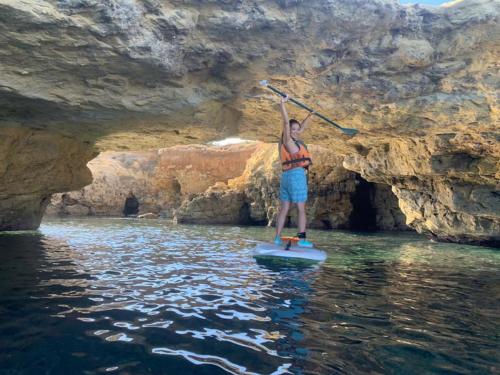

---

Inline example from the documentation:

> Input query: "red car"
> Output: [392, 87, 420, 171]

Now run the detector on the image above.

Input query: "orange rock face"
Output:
[48, 143, 259, 217]
[155, 143, 260, 197]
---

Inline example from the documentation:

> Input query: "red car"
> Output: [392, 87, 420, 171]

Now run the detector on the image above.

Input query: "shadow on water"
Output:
[254, 256, 320, 273]
[253, 256, 321, 363]
[298, 238, 500, 374]
[0, 233, 99, 373]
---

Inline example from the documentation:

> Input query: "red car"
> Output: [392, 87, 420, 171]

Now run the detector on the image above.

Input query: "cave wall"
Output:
[0, 126, 95, 230]
[0, 0, 498, 245]
[47, 143, 410, 232]
[344, 134, 499, 245]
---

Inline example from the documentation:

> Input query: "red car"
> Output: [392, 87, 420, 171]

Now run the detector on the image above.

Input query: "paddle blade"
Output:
[259, 80, 268, 87]
[342, 128, 359, 136]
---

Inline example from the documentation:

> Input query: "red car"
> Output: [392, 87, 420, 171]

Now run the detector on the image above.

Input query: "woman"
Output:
[274, 94, 314, 247]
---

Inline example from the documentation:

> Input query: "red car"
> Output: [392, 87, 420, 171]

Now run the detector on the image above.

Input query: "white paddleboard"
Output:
[253, 242, 327, 262]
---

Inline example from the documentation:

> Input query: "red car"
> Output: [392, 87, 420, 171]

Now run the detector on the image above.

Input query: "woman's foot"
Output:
[274, 236, 283, 245]
[297, 239, 313, 248]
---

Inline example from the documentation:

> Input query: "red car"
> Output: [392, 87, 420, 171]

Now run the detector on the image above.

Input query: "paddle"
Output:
[259, 80, 359, 136]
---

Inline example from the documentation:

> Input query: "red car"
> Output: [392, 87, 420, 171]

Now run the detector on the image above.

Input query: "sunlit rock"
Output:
[48, 143, 258, 217]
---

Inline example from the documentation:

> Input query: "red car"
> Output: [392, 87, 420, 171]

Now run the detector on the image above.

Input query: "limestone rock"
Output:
[0, 126, 95, 230]
[156, 143, 259, 198]
[373, 184, 408, 231]
[48, 142, 408, 231]
[344, 133, 499, 245]
[174, 189, 248, 225]
[0, 0, 498, 245]
[389, 38, 434, 68]
[168, 143, 407, 230]
[47, 143, 258, 217]
[228, 143, 359, 228]
[1, 0, 497, 147]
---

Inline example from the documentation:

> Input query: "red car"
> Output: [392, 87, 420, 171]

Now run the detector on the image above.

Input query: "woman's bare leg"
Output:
[275, 200, 291, 238]
[296, 202, 306, 234]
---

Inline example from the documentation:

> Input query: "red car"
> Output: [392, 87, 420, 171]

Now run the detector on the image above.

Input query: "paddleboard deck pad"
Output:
[253, 240, 327, 262]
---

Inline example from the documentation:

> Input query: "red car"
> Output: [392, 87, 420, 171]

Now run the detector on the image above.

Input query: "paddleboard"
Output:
[253, 237, 327, 262]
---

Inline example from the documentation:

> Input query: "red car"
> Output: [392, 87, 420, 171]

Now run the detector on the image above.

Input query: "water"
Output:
[0, 218, 498, 374]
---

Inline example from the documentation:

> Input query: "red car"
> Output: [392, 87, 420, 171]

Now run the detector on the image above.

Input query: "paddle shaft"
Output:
[264, 83, 357, 135]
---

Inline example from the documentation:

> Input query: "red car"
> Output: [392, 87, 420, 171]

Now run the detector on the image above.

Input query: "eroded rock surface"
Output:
[344, 133, 499, 245]
[49, 143, 408, 231]
[1, 0, 497, 144]
[1, 126, 95, 230]
[1, 0, 498, 244]
[47, 143, 258, 217]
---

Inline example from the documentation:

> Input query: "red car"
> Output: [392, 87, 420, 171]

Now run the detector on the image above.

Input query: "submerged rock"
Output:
[138, 213, 159, 219]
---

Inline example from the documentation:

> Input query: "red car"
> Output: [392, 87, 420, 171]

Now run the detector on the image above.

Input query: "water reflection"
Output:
[1, 220, 315, 374]
[0, 218, 498, 374]
[299, 241, 500, 374]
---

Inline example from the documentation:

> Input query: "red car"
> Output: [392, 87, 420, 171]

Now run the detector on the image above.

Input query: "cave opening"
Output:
[349, 175, 378, 231]
[347, 174, 409, 232]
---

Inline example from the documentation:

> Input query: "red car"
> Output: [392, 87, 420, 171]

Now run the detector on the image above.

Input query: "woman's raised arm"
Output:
[298, 110, 315, 134]
[280, 95, 291, 140]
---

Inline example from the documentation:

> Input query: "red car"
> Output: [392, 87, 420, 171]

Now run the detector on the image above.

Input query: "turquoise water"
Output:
[0, 218, 499, 374]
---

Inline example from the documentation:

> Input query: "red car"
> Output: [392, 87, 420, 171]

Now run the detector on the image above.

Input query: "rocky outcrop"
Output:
[0, 0, 498, 244]
[0, 126, 95, 230]
[372, 183, 409, 231]
[47, 143, 259, 217]
[344, 133, 499, 245]
[174, 187, 249, 225]
[49, 142, 409, 231]
[226, 143, 359, 228]
[175, 143, 359, 227]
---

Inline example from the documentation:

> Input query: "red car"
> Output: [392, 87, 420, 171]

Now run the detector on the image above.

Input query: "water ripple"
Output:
[0, 218, 498, 374]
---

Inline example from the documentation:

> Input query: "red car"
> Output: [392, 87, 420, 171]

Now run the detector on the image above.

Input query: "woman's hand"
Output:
[279, 94, 290, 128]
[299, 109, 316, 133]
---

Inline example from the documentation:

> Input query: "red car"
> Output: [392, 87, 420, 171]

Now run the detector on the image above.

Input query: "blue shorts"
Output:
[280, 167, 308, 203]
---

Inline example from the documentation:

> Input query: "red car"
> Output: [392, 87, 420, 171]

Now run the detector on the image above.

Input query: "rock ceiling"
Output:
[0, 0, 498, 242]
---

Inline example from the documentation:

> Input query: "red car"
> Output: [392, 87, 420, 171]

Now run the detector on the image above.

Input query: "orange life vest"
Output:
[280, 140, 312, 171]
